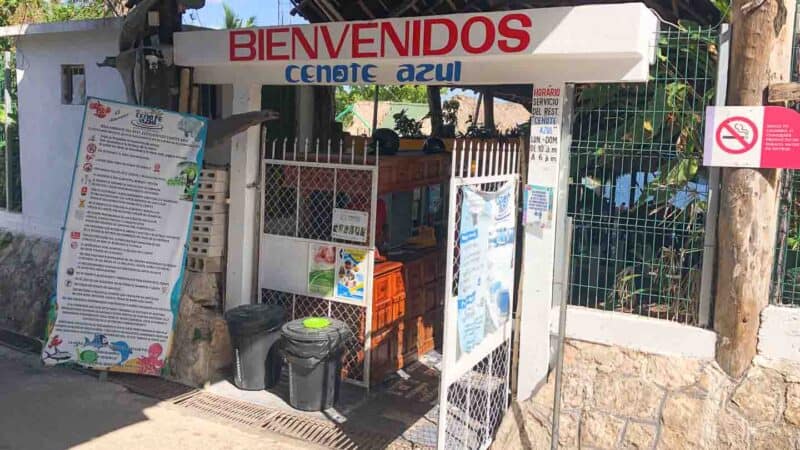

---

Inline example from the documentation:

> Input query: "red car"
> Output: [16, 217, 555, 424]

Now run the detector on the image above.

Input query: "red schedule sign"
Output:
[704, 106, 800, 168]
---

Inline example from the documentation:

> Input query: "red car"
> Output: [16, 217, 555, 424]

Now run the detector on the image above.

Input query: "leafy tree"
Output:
[335, 85, 436, 114]
[222, 2, 254, 29]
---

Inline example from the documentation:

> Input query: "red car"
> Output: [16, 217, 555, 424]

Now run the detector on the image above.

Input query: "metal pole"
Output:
[4, 51, 11, 211]
[698, 23, 730, 327]
[371, 86, 380, 135]
[551, 218, 573, 450]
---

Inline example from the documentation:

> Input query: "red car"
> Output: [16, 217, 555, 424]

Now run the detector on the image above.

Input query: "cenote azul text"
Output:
[284, 61, 462, 83]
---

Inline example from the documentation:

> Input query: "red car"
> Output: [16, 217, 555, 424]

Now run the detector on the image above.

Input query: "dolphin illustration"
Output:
[109, 341, 133, 365]
[83, 334, 108, 349]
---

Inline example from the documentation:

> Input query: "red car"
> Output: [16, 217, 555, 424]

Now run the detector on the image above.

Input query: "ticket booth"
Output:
[173, 4, 658, 448]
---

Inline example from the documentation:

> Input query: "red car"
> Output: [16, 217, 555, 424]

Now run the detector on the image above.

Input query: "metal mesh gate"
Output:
[259, 139, 378, 385]
[567, 25, 720, 326]
[439, 142, 520, 449]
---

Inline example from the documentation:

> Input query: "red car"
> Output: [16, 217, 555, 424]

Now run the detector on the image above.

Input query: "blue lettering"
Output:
[363, 64, 376, 83]
[301, 65, 314, 83]
[332, 65, 348, 83]
[317, 65, 331, 82]
[397, 64, 415, 82]
[286, 65, 300, 83]
[435, 62, 455, 82]
[415, 64, 434, 82]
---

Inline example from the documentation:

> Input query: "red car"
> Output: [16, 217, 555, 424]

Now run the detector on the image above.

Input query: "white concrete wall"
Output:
[758, 305, 800, 362]
[8, 25, 126, 239]
[551, 306, 717, 359]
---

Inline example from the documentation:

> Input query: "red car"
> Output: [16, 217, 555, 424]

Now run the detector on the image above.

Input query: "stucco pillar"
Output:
[225, 83, 261, 310]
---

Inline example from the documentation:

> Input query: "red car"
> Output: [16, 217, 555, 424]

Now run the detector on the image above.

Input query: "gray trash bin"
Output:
[224, 304, 286, 390]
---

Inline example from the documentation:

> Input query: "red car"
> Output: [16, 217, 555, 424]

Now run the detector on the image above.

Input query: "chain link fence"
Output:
[771, 1, 800, 307]
[567, 25, 719, 326]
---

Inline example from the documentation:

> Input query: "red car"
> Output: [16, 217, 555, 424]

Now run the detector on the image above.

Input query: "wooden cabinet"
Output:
[366, 252, 446, 385]
[378, 153, 450, 195]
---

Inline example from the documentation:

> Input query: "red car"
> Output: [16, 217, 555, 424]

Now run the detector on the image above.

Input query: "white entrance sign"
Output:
[174, 3, 658, 85]
[42, 98, 207, 375]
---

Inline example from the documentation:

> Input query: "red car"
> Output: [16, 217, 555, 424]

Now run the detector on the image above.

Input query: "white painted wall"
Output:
[9, 24, 126, 239]
[552, 306, 717, 360]
[758, 305, 800, 362]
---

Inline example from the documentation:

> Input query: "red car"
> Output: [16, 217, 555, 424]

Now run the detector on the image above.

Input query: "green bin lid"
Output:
[303, 317, 331, 329]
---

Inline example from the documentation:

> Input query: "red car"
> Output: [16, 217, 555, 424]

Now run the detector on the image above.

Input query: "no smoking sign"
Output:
[715, 116, 758, 155]
[704, 106, 800, 169]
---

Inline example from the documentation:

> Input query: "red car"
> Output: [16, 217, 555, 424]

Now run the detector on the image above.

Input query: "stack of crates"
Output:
[188, 168, 228, 273]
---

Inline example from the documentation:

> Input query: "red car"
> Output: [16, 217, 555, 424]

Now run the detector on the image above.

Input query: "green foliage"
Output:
[222, 2, 255, 29]
[335, 85, 436, 115]
[442, 99, 459, 127]
[0, 0, 114, 51]
[568, 21, 720, 324]
[392, 109, 424, 138]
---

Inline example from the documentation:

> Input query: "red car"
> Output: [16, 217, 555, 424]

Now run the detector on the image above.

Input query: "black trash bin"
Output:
[224, 304, 286, 391]
[280, 317, 352, 411]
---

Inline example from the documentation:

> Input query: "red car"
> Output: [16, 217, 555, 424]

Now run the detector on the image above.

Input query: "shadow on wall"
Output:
[0, 230, 59, 338]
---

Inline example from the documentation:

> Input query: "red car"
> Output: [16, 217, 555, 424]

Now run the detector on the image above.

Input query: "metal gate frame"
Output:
[438, 141, 520, 449]
[258, 138, 379, 387]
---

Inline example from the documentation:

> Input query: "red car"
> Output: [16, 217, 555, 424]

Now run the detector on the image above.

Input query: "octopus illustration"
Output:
[137, 343, 165, 375]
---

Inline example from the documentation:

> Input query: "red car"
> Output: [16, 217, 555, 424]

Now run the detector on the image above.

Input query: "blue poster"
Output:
[457, 181, 516, 359]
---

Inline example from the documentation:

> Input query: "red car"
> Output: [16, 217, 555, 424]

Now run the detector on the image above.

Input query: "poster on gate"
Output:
[336, 247, 367, 301]
[456, 181, 516, 360]
[42, 98, 207, 375]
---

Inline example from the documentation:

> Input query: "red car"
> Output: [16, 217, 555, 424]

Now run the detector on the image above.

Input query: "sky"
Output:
[183, 0, 305, 29]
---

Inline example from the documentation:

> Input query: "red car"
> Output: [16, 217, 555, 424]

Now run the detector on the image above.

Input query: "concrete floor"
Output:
[0, 344, 312, 450]
[204, 351, 443, 448]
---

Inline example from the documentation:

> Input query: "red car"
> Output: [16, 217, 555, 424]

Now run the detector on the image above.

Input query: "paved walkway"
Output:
[0, 344, 310, 450]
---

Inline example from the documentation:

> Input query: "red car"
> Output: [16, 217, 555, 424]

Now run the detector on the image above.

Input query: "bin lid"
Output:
[280, 317, 352, 359]
[224, 304, 286, 335]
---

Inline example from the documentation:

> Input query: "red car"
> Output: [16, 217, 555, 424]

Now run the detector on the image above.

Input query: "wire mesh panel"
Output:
[439, 142, 519, 449]
[771, 2, 800, 307]
[443, 342, 509, 450]
[567, 26, 719, 326]
[259, 139, 378, 385]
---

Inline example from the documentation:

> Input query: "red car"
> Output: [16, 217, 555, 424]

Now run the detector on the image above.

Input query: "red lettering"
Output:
[292, 27, 318, 59]
[258, 29, 265, 60]
[380, 21, 409, 57]
[266, 28, 290, 60]
[422, 18, 457, 56]
[352, 23, 378, 58]
[229, 30, 256, 61]
[320, 24, 351, 58]
[461, 16, 495, 54]
[498, 14, 531, 53]
[411, 20, 421, 56]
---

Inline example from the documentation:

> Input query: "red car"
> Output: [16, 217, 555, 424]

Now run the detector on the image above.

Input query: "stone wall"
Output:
[167, 271, 233, 386]
[0, 230, 58, 338]
[493, 339, 800, 449]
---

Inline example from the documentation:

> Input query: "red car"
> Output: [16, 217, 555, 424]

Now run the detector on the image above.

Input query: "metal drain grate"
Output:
[172, 391, 425, 449]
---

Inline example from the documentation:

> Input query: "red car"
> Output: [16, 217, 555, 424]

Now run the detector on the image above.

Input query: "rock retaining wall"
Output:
[493, 339, 800, 449]
[0, 231, 58, 338]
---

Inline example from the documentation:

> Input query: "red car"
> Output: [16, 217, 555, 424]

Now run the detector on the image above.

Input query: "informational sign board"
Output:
[332, 208, 369, 243]
[516, 83, 567, 400]
[704, 106, 800, 168]
[175, 4, 657, 85]
[456, 181, 515, 360]
[42, 98, 207, 375]
[336, 247, 367, 301]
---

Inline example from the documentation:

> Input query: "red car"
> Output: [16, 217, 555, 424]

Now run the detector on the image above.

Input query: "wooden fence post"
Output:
[715, 0, 796, 377]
